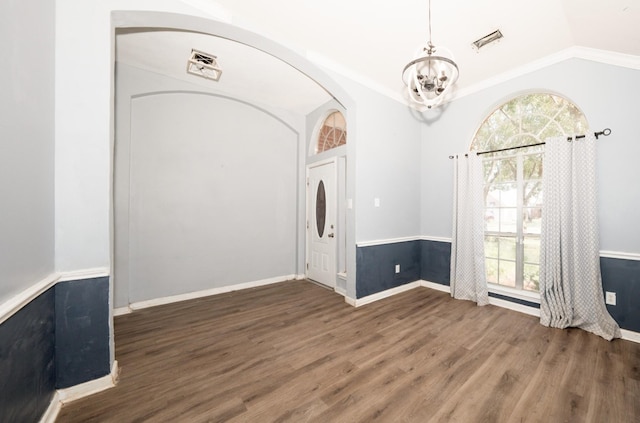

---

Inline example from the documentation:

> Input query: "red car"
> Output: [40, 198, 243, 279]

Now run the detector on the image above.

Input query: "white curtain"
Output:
[539, 135, 620, 340]
[450, 153, 489, 306]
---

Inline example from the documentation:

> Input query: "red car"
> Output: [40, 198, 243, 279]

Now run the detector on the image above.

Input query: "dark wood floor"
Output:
[57, 280, 640, 422]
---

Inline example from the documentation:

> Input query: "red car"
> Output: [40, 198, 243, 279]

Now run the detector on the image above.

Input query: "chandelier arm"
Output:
[402, 55, 459, 76]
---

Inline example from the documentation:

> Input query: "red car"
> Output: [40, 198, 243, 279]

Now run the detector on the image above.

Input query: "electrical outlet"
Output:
[605, 291, 616, 306]
[395, 264, 400, 273]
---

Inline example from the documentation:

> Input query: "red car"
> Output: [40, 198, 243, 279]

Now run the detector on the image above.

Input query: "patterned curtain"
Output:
[450, 153, 489, 306]
[539, 135, 620, 340]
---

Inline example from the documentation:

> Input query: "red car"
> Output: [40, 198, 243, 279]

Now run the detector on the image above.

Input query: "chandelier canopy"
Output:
[402, 0, 459, 109]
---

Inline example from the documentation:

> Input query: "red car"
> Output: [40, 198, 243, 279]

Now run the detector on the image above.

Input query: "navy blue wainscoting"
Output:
[420, 239, 451, 286]
[601, 257, 640, 333]
[0, 287, 56, 423]
[55, 276, 111, 388]
[356, 241, 421, 298]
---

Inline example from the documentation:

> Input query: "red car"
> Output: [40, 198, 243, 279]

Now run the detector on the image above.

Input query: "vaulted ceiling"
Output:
[116, 0, 640, 114]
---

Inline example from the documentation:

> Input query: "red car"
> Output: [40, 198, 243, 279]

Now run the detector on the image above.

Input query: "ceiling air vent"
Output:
[187, 49, 222, 81]
[472, 30, 504, 51]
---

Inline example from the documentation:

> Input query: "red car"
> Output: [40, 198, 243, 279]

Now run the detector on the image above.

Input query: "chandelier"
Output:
[402, 0, 459, 109]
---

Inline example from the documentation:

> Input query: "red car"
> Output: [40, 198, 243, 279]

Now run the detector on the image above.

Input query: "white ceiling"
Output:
[117, 29, 333, 114]
[116, 0, 640, 114]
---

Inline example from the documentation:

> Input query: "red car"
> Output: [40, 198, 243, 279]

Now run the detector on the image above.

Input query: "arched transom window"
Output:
[316, 111, 346, 154]
[471, 93, 588, 293]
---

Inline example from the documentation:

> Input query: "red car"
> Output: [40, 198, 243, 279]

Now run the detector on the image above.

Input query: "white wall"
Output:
[0, 0, 55, 303]
[55, 1, 232, 273]
[421, 58, 640, 255]
[125, 91, 298, 303]
[114, 63, 304, 307]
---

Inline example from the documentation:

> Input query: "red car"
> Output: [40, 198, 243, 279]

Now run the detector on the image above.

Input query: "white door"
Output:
[307, 161, 337, 288]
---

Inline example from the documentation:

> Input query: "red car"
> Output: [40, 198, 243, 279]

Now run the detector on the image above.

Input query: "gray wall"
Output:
[303, 75, 422, 297]
[330, 74, 423, 244]
[115, 64, 303, 306]
[0, 0, 55, 303]
[421, 58, 640, 256]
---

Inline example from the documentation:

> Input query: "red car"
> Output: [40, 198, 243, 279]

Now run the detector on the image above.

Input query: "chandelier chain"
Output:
[428, 0, 432, 45]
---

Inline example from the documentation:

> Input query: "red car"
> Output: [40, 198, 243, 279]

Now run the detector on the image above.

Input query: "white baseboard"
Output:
[113, 306, 132, 316]
[58, 360, 119, 404]
[39, 391, 61, 423]
[129, 275, 298, 311]
[621, 329, 640, 344]
[40, 361, 118, 422]
[421, 280, 451, 293]
[345, 281, 422, 307]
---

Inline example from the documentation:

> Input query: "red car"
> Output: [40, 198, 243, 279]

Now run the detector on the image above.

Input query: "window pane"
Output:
[485, 190, 499, 208]
[483, 160, 498, 181]
[523, 181, 543, 207]
[500, 208, 517, 233]
[492, 158, 517, 183]
[498, 260, 516, 287]
[316, 111, 347, 153]
[523, 154, 543, 180]
[494, 183, 517, 207]
[485, 208, 499, 232]
[486, 258, 499, 284]
[523, 237, 540, 263]
[499, 237, 517, 260]
[524, 263, 540, 292]
[485, 236, 499, 259]
[315, 180, 326, 237]
[523, 208, 542, 235]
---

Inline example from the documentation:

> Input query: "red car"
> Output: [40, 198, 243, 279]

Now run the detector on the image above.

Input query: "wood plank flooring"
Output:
[57, 280, 640, 422]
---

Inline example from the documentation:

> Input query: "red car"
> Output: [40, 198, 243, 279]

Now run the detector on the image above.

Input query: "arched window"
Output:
[316, 111, 346, 153]
[471, 93, 588, 293]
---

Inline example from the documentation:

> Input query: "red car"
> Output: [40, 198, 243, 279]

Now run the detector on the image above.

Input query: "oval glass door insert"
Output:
[316, 180, 326, 238]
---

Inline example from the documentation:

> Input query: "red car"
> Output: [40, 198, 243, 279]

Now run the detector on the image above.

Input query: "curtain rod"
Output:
[449, 128, 611, 159]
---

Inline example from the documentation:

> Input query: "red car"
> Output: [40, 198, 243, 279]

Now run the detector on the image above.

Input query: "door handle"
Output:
[328, 233, 335, 238]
